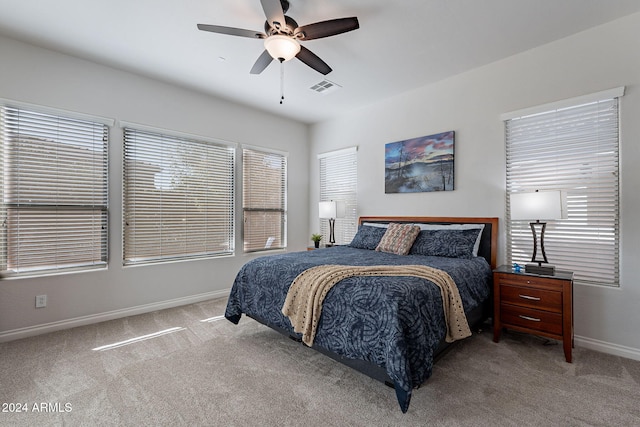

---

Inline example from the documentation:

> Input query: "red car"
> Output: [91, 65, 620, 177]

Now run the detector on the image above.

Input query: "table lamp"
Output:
[319, 201, 344, 246]
[510, 190, 564, 275]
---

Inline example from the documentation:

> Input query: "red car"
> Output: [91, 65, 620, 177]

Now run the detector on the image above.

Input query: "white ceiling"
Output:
[1, 0, 639, 124]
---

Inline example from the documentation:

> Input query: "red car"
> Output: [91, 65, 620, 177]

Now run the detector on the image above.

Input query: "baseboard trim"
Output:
[0, 289, 230, 343]
[575, 335, 640, 362]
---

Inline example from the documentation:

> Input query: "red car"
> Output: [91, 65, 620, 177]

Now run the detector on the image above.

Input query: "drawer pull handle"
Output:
[519, 294, 541, 301]
[519, 315, 541, 322]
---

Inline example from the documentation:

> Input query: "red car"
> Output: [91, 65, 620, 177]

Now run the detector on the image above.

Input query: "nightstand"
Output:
[307, 245, 337, 250]
[493, 265, 574, 363]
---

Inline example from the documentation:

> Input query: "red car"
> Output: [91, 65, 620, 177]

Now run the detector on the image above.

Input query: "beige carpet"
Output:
[1, 297, 639, 426]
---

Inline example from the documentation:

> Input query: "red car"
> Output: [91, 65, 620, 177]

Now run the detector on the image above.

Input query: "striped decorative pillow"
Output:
[375, 223, 421, 255]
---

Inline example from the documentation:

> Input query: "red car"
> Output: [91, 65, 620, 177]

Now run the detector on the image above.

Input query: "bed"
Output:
[225, 216, 498, 412]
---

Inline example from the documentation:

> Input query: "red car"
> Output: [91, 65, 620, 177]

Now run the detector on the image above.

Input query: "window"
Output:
[123, 125, 235, 264]
[504, 88, 623, 287]
[318, 147, 358, 245]
[0, 104, 109, 276]
[242, 147, 287, 252]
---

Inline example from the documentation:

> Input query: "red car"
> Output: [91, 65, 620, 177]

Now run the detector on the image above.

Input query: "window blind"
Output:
[242, 147, 287, 252]
[319, 147, 358, 245]
[123, 127, 235, 264]
[505, 95, 620, 287]
[0, 105, 109, 276]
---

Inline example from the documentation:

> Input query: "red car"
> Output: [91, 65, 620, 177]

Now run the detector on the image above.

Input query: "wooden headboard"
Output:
[358, 216, 499, 269]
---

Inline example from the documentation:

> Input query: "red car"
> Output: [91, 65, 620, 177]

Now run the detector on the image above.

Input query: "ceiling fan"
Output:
[197, 0, 359, 76]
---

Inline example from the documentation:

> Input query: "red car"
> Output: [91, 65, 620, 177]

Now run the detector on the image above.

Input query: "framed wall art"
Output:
[384, 131, 454, 193]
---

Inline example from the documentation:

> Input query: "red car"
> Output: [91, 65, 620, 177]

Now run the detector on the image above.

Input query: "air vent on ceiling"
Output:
[309, 79, 342, 95]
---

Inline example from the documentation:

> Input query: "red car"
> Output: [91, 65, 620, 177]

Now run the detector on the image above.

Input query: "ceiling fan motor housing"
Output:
[264, 15, 299, 36]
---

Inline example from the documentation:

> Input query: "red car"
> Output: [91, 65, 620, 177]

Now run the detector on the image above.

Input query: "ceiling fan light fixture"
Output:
[264, 34, 300, 61]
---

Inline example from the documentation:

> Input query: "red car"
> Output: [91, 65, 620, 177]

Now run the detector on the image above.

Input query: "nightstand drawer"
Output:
[496, 273, 561, 290]
[500, 284, 562, 313]
[501, 304, 562, 336]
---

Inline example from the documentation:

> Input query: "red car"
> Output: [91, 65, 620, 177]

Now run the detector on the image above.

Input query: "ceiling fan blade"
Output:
[250, 50, 275, 74]
[260, 0, 286, 31]
[296, 45, 332, 75]
[197, 24, 265, 39]
[294, 17, 359, 41]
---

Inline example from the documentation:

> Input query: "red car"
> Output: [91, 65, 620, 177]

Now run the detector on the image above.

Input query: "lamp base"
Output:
[525, 263, 556, 275]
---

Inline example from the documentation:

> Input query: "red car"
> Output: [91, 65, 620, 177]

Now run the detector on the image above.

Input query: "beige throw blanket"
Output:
[281, 264, 472, 347]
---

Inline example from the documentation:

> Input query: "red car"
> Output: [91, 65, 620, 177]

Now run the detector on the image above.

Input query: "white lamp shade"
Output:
[510, 190, 565, 221]
[319, 201, 337, 219]
[264, 35, 301, 61]
[319, 201, 346, 219]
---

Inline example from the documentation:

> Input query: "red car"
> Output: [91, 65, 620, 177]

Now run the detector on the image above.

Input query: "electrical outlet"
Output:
[35, 294, 47, 308]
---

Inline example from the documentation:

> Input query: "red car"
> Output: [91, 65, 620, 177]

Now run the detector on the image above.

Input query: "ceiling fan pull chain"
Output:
[280, 59, 285, 104]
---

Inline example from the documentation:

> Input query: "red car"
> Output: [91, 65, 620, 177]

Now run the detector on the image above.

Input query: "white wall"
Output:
[309, 12, 640, 359]
[0, 35, 310, 338]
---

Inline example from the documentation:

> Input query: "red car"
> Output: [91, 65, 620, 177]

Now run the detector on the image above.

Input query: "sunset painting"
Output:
[384, 131, 454, 193]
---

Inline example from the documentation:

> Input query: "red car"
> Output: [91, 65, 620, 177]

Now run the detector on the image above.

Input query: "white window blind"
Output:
[0, 105, 109, 276]
[505, 92, 621, 287]
[123, 127, 235, 264]
[319, 147, 358, 245]
[242, 147, 287, 253]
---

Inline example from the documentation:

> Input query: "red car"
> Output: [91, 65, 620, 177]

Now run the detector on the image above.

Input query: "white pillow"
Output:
[362, 222, 389, 228]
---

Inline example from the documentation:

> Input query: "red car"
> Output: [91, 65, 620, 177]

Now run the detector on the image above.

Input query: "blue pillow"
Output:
[409, 228, 481, 259]
[349, 225, 387, 250]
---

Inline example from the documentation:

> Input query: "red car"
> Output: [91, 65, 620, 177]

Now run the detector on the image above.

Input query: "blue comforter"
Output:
[225, 246, 491, 412]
